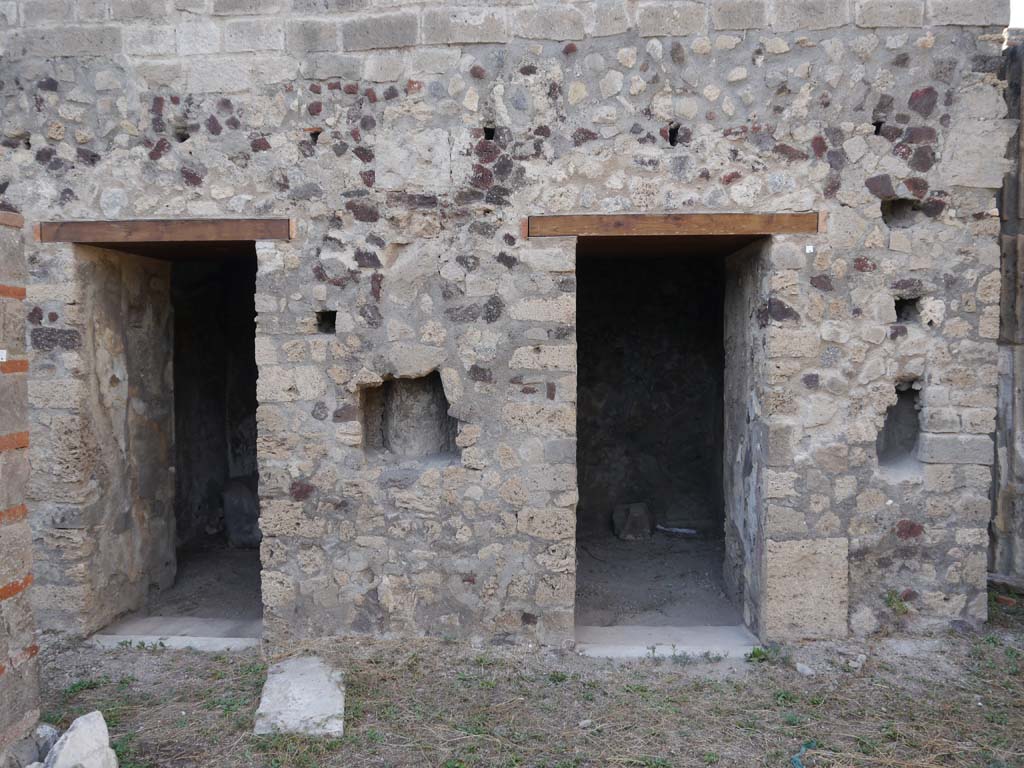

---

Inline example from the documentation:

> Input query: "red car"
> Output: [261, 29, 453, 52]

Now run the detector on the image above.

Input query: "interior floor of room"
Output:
[92, 548, 262, 651]
[574, 533, 742, 628]
[147, 547, 262, 621]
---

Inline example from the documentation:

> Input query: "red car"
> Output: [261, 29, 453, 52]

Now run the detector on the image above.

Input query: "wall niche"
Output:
[361, 371, 459, 459]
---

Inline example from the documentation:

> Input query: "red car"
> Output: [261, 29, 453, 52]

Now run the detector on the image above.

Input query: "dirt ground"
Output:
[575, 534, 741, 626]
[38, 592, 1023, 768]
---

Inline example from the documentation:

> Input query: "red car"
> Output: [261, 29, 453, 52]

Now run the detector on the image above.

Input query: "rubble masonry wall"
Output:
[0, 0, 1014, 644]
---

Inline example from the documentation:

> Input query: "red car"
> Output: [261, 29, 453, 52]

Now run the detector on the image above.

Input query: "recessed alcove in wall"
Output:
[877, 382, 923, 478]
[361, 372, 459, 459]
[895, 296, 921, 322]
[881, 198, 924, 228]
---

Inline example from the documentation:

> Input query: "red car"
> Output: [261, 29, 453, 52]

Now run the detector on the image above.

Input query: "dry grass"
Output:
[39, 593, 1023, 768]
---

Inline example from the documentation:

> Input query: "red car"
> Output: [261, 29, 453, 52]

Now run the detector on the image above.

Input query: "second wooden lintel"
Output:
[526, 212, 823, 238]
[35, 217, 295, 244]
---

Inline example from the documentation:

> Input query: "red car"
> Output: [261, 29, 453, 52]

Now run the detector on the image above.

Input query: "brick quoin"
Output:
[0, 284, 26, 300]
[0, 504, 28, 526]
[0, 574, 33, 602]
[0, 360, 28, 374]
[0, 432, 29, 452]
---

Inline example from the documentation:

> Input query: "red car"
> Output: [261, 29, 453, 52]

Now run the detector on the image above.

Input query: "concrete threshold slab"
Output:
[574, 624, 759, 659]
[90, 615, 262, 652]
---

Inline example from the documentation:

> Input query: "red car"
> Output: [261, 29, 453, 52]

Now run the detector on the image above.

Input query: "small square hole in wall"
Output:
[895, 297, 920, 323]
[316, 310, 336, 334]
[361, 371, 459, 460]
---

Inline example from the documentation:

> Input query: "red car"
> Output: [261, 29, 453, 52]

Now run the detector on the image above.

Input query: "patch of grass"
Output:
[885, 589, 910, 616]
[62, 676, 110, 700]
[253, 733, 344, 768]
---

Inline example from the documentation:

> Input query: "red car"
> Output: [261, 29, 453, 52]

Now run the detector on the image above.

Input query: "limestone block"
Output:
[342, 13, 417, 51]
[637, 1, 706, 36]
[212, 0, 280, 12]
[855, 0, 924, 26]
[513, 6, 586, 40]
[509, 295, 575, 324]
[711, 0, 768, 29]
[256, 366, 326, 403]
[926, 0, 1009, 25]
[592, 0, 631, 36]
[124, 24, 176, 56]
[286, 20, 338, 53]
[19, 27, 122, 58]
[187, 58, 252, 93]
[771, 0, 851, 30]
[517, 507, 574, 540]
[940, 120, 1016, 189]
[109, 0, 166, 19]
[762, 538, 849, 640]
[176, 21, 220, 55]
[422, 8, 506, 44]
[501, 403, 575, 436]
[509, 345, 576, 371]
[917, 433, 994, 465]
[254, 657, 345, 737]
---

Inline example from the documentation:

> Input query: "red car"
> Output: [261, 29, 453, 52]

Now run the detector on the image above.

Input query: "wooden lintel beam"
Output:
[526, 212, 822, 238]
[0, 211, 25, 229]
[36, 218, 294, 244]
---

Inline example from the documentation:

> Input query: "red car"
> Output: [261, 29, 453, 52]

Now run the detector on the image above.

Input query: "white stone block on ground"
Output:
[43, 711, 117, 768]
[254, 656, 346, 737]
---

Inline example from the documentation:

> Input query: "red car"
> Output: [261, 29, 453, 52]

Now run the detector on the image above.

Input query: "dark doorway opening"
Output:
[151, 251, 262, 624]
[575, 236, 753, 629]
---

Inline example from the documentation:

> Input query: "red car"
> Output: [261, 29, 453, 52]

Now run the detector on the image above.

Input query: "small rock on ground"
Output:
[44, 711, 117, 768]
[254, 656, 346, 737]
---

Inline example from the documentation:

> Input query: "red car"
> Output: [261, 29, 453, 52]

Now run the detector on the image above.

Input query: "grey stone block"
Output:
[927, 0, 1009, 25]
[513, 6, 586, 40]
[187, 57, 252, 92]
[176, 21, 221, 55]
[212, 0, 281, 14]
[591, 0, 631, 36]
[299, 52, 361, 80]
[124, 24, 176, 56]
[286, 20, 338, 52]
[855, 0, 924, 26]
[711, 0, 768, 29]
[109, 0, 167, 19]
[225, 19, 285, 52]
[21, 0, 73, 26]
[291, 0, 367, 11]
[342, 13, 417, 51]
[422, 8, 507, 44]
[637, 1, 706, 37]
[771, 0, 851, 30]
[19, 26, 122, 57]
[917, 433, 995, 465]
[254, 657, 345, 737]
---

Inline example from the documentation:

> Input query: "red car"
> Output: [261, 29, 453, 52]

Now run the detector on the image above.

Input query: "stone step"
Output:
[574, 624, 759, 659]
[90, 615, 261, 652]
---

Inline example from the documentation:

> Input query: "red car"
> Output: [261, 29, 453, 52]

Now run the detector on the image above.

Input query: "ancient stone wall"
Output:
[0, 214, 40, 753]
[0, 0, 1014, 644]
[27, 247, 175, 637]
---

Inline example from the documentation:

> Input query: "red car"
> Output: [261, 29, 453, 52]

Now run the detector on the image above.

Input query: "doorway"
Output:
[574, 236, 762, 636]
